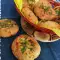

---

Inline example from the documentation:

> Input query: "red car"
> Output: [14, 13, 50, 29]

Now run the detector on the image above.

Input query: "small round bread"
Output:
[21, 18, 35, 36]
[34, 31, 50, 42]
[0, 19, 19, 37]
[21, 18, 60, 42]
[11, 35, 41, 60]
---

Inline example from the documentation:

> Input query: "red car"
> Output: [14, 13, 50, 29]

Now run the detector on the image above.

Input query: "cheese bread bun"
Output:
[21, 18, 35, 36]
[11, 35, 41, 60]
[0, 19, 19, 37]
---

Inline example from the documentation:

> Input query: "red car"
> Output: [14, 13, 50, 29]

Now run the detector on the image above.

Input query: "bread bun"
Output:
[34, 31, 50, 42]
[21, 18, 35, 36]
[11, 35, 41, 60]
[0, 19, 19, 37]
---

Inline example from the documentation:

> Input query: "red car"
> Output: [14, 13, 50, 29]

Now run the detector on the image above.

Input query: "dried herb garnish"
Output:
[40, 3, 50, 12]
[44, 6, 50, 12]
[20, 37, 34, 53]
[0, 20, 14, 28]
[55, 9, 60, 16]
[21, 47, 26, 53]
[40, 3, 53, 15]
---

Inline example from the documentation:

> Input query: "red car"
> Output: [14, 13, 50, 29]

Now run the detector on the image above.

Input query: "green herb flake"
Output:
[20, 37, 34, 53]
[40, 3, 50, 12]
[21, 47, 26, 53]
[55, 10, 60, 16]
[44, 6, 50, 12]
[0, 20, 14, 28]
[20, 38, 25, 41]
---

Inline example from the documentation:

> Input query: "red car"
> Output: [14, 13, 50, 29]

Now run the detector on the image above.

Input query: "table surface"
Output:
[1, 0, 60, 60]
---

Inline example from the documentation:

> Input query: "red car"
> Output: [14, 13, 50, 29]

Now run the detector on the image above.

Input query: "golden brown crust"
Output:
[11, 35, 41, 60]
[0, 19, 19, 37]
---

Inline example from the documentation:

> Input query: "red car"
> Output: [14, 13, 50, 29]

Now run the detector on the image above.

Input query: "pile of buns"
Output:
[1, 0, 60, 60]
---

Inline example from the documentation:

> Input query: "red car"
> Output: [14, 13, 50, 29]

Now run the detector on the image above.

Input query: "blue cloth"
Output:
[1, 0, 19, 18]
[1, 0, 60, 60]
